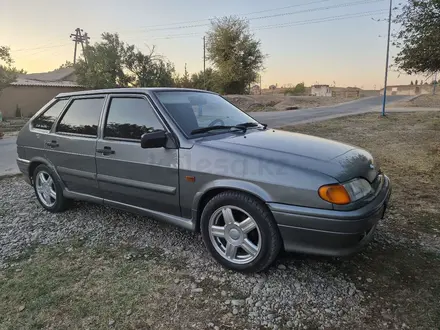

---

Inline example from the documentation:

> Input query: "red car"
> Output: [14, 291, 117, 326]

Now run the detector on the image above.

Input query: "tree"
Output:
[206, 16, 265, 94]
[0, 46, 23, 92]
[75, 33, 176, 89]
[284, 82, 306, 95]
[394, 0, 440, 75]
[190, 68, 221, 92]
[58, 61, 74, 69]
[415, 80, 418, 85]
[176, 64, 193, 88]
[410, 80, 414, 85]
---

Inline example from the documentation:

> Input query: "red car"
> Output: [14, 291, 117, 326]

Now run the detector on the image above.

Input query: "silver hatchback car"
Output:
[16, 88, 391, 272]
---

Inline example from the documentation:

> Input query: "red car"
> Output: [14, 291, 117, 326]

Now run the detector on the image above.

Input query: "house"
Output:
[331, 87, 360, 98]
[311, 84, 331, 97]
[251, 84, 261, 95]
[380, 84, 432, 96]
[0, 67, 83, 118]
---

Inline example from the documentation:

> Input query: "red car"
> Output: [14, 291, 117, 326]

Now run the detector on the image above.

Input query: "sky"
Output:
[0, 0, 429, 89]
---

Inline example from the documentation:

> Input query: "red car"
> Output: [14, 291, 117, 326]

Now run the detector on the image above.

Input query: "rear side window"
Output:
[57, 98, 104, 136]
[32, 99, 68, 130]
[105, 97, 163, 140]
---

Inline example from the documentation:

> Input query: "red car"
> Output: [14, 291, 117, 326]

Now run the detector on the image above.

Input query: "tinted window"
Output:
[57, 98, 104, 136]
[105, 98, 163, 140]
[33, 99, 68, 130]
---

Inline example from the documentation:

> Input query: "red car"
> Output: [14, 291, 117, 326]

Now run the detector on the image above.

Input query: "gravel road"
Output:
[0, 176, 432, 329]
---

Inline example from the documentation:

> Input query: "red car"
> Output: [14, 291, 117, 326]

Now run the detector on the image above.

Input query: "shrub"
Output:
[284, 83, 306, 95]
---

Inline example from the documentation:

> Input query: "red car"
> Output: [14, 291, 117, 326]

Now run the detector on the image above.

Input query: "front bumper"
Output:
[269, 175, 391, 257]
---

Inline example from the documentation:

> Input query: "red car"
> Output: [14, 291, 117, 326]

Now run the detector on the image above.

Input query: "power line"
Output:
[12, 43, 70, 53]
[120, 0, 332, 32]
[136, 9, 388, 41]
[122, 0, 384, 34]
[253, 9, 388, 30]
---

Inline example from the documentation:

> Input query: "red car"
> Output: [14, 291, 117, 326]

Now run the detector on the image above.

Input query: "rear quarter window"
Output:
[32, 99, 69, 130]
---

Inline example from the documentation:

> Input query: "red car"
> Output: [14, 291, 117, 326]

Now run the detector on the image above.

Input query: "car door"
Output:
[45, 96, 105, 196]
[95, 94, 180, 216]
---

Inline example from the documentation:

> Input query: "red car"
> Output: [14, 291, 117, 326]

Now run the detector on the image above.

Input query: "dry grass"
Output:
[0, 243, 248, 330]
[389, 94, 440, 108]
[283, 112, 440, 329]
[224, 94, 357, 112]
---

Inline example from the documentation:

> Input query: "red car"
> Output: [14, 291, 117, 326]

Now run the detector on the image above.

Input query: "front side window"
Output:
[155, 91, 259, 137]
[32, 99, 68, 130]
[57, 98, 104, 136]
[105, 97, 164, 140]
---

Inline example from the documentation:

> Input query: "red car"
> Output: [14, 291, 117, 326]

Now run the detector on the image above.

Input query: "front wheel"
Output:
[200, 191, 282, 272]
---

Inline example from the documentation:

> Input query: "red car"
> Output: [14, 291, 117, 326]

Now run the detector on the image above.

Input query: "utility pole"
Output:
[381, 0, 393, 116]
[259, 74, 262, 95]
[70, 28, 80, 64]
[203, 36, 206, 90]
[70, 28, 90, 64]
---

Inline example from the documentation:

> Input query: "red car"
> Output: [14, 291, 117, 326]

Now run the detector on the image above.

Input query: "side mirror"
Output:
[141, 130, 167, 149]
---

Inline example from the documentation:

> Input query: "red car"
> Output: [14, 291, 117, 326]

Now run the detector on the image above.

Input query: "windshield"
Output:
[155, 91, 259, 137]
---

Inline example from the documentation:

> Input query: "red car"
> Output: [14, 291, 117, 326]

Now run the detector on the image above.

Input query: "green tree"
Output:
[75, 33, 176, 88]
[58, 61, 74, 69]
[394, 0, 440, 75]
[206, 16, 265, 94]
[123, 45, 176, 87]
[176, 64, 193, 88]
[0, 46, 23, 92]
[190, 68, 221, 92]
[284, 82, 306, 95]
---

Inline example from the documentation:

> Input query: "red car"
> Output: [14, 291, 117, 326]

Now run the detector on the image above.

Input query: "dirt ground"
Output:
[286, 112, 440, 329]
[1, 112, 440, 329]
[389, 93, 440, 108]
[224, 94, 357, 112]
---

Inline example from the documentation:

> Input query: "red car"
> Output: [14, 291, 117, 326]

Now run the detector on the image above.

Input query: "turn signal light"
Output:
[318, 185, 351, 205]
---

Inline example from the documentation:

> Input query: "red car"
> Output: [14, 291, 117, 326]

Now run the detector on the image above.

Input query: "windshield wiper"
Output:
[190, 122, 260, 135]
[191, 125, 245, 135]
[235, 122, 259, 128]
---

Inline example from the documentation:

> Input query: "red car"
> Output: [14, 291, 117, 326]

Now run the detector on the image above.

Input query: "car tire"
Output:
[33, 164, 69, 213]
[200, 191, 282, 272]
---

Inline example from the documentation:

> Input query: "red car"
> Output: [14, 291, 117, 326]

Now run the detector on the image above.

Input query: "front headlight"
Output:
[343, 178, 372, 201]
[318, 178, 372, 205]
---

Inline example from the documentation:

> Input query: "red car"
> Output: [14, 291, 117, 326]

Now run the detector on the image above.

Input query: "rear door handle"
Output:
[45, 140, 59, 148]
[96, 146, 115, 156]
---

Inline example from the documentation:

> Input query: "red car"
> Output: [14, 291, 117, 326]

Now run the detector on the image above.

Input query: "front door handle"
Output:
[96, 146, 115, 156]
[45, 140, 59, 148]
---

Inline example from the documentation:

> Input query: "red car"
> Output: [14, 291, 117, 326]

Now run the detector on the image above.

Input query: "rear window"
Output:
[32, 99, 68, 130]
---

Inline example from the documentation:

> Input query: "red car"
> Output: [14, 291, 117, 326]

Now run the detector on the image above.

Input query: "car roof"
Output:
[56, 87, 217, 98]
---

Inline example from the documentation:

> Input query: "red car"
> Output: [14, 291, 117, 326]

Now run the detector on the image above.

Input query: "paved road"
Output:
[0, 96, 430, 177]
[0, 136, 18, 176]
[251, 95, 408, 127]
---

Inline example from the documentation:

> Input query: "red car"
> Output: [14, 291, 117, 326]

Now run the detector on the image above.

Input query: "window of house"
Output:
[32, 99, 69, 130]
[104, 97, 164, 140]
[56, 98, 104, 136]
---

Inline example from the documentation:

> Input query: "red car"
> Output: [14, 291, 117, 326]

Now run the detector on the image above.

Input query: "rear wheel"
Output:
[33, 164, 69, 212]
[201, 191, 281, 272]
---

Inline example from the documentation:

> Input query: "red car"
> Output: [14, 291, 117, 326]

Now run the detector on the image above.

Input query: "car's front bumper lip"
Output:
[269, 175, 391, 257]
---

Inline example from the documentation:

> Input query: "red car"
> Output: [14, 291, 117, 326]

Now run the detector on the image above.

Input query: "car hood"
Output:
[197, 129, 378, 182]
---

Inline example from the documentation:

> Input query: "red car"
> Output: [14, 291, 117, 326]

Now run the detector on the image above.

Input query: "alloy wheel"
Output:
[208, 205, 261, 264]
[35, 171, 57, 208]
